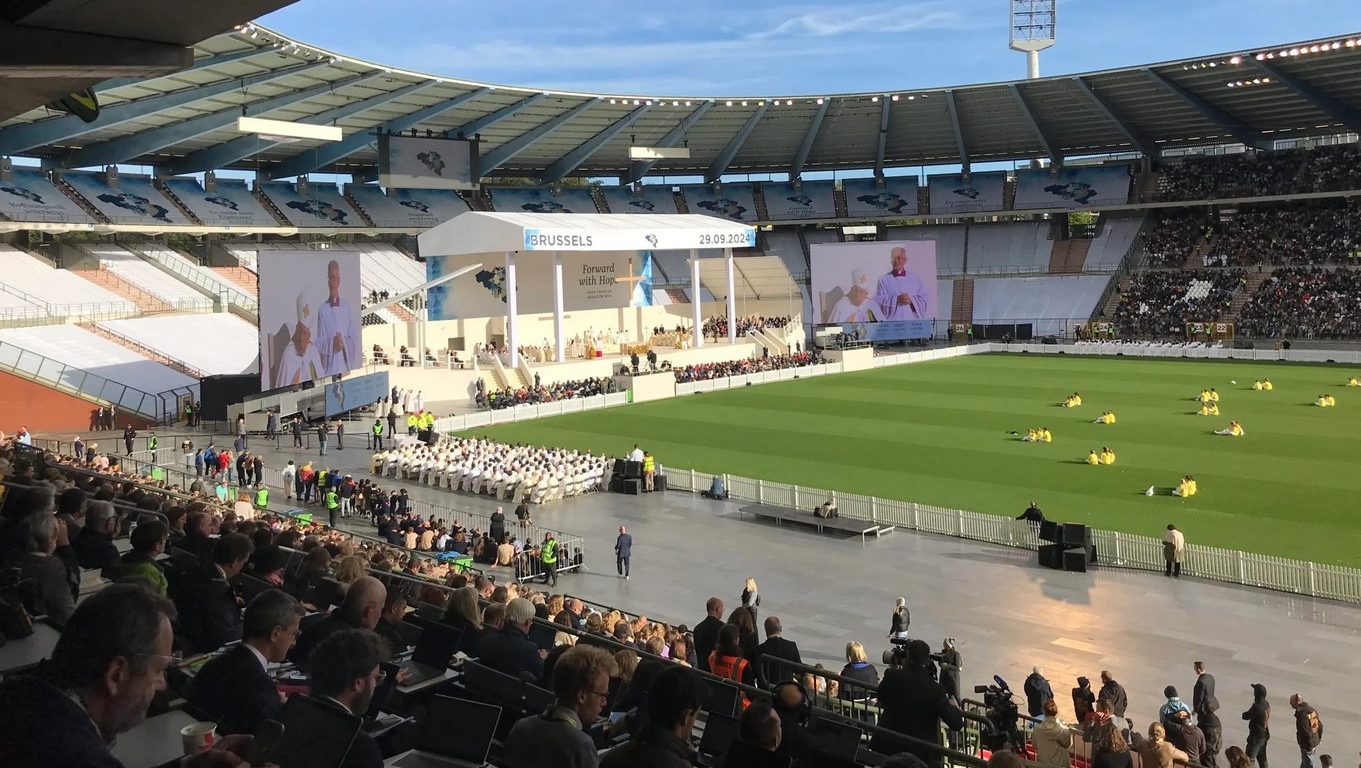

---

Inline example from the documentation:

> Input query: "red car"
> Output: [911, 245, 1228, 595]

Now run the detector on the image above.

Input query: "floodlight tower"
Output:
[1009, 0, 1056, 80]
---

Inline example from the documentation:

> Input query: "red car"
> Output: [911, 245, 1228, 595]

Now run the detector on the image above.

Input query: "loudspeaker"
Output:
[1038, 544, 1064, 570]
[654, 475, 667, 492]
[1062, 523, 1089, 546]
[622, 478, 642, 495]
[624, 461, 643, 479]
[1063, 547, 1089, 573]
[609, 477, 625, 493]
[612, 459, 626, 477]
[1039, 520, 1061, 543]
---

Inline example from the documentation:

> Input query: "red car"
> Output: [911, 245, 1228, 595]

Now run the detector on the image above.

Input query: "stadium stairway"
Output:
[918, 185, 932, 215]
[154, 180, 204, 225]
[590, 186, 608, 213]
[78, 322, 204, 379]
[664, 287, 690, 303]
[673, 189, 689, 214]
[1047, 240, 1092, 274]
[1097, 275, 1131, 318]
[951, 279, 975, 326]
[72, 266, 176, 314]
[211, 266, 259, 293]
[342, 190, 378, 227]
[1002, 178, 1017, 210]
[1134, 170, 1162, 204]
[753, 185, 771, 221]
[833, 186, 848, 218]
[1227, 271, 1269, 320]
[1181, 241, 1214, 269]
[250, 186, 292, 226]
[54, 176, 109, 223]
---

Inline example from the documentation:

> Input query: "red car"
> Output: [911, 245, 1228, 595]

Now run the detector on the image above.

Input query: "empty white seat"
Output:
[81, 245, 211, 303]
[0, 324, 198, 402]
[965, 222, 1050, 273]
[972, 275, 1112, 336]
[0, 245, 135, 312]
[883, 225, 967, 274]
[97, 314, 258, 376]
[1082, 216, 1145, 271]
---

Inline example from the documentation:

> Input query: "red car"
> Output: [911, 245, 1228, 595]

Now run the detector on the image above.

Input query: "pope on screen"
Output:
[874, 246, 930, 320]
[317, 259, 360, 376]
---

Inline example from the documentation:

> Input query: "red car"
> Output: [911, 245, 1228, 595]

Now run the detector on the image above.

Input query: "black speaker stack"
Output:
[1038, 522, 1096, 572]
[609, 460, 645, 495]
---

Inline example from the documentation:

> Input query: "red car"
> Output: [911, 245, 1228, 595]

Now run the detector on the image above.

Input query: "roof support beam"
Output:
[873, 97, 892, 178]
[792, 98, 831, 179]
[1250, 58, 1361, 135]
[0, 60, 319, 156]
[1068, 76, 1159, 159]
[167, 81, 437, 176]
[1143, 68, 1269, 149]
[944, 90, 970, 174]
[480, 99, 601, 175]
[625, 101, 712, 184]
[267, 87, 493, 179]
[1008, 84, 1062, 167]
[0, 19, 189, 78]
[537, 103, 651, 185]
[446, 92, 548, 139]
[54, 72, 383, 169]
[706, 102, 769, 182]
[95, 46, 281, 92]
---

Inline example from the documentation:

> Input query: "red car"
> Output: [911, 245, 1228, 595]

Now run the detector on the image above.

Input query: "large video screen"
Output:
[258, 250, 362, 390]
[810, 240, 938, 341]
[378, 135, 478, 191]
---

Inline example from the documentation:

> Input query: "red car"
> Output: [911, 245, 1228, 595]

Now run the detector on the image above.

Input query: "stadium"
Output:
[1, 2, 1360, 768]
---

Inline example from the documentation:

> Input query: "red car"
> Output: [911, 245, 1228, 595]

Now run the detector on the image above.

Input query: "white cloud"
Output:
[748, 7, 970, 40]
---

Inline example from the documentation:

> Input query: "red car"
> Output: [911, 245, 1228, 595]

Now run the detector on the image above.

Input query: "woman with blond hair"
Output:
[889, 596, 910, 640]
[1137, 722, 1188, 768]
[546, 594, 564, 619]
[839, 641, 879, 697]
[333, 554, 368, 588]
[740, 577, 760, 622]
[440, 585, 484, 655]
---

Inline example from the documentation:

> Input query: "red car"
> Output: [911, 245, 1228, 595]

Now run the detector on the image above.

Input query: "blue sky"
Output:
[260, 0, 1361, 96]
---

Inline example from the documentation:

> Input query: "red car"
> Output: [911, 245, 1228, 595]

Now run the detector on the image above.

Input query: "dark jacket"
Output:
[478, 624, 544, 681]
[185, 644, 282, 735]
[753, 636, 802, 685]
[1099, 679, 1129, 718]
[614, 533, 632, 559]
[179, 531, 216, 564]
[890, 608, 909, 636]
[1243, 684, 1270, 739]
[598, 725, 695, 768]
[171, 563, 242, 654]
[937, 648, 962, 700]
[1024, 672, 1054, 717]
[1194, 672, 1219, 715]
[439, 613, 485, 656]
[693, 615, 724, 673]
[838, 661, 880, 698]
[1093, 750, 1134, 768]
[873, 665, 966, 760]
[309, 696, 383, 768]
[0, 676, 127, 768]
[489, 512, 506, 542]
[374, 618, 407, 655]
[289, 608, 365, 669]
[1073, 683, 1096, 724]
[20, 552, 76, 626]
[1293, 702, 1322, 750]
[71, 526, 119, 576]
[1166, 719, 1207, 766]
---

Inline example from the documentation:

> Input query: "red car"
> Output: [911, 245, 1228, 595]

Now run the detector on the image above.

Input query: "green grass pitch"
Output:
[460, 354, 1361, 566]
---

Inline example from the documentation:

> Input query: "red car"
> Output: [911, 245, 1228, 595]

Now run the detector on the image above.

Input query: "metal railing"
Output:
[124, 243, 258, 311]
[433, 392, 630, 432]
[0, 339, 175, 422]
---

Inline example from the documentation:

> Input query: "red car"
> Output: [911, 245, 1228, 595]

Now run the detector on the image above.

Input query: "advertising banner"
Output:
[427, 251, 655, 320]
[1013, 166, 1132, 209]
[927, 172, 1006, 215]
[325, 370, 389, 417]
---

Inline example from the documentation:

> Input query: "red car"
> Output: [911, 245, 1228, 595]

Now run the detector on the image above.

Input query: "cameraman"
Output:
[873, 639, 965, 767]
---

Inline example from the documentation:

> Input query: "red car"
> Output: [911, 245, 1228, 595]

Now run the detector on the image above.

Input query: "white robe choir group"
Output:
[369, 436, 613, 504]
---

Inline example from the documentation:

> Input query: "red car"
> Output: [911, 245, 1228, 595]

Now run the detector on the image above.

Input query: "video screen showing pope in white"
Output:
[811, 240, 937, 341]
[258, 250, 362, 390]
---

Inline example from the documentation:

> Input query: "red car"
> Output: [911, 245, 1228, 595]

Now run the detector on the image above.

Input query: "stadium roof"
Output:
[4, 25, 1361, 182]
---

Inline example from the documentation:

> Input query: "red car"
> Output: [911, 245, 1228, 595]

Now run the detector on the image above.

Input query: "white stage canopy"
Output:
[417, 211, 756, 256]
[416, 211, 758, 365]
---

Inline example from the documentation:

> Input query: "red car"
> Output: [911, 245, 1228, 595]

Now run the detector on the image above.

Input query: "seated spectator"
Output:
[0, 584, 250, 768]
[179, 510, 216, 563]
[113, 519, 169, 594]
[504, 644, 619, 768]
[307, 629, 387, 768]
[707, 624, 755, 688]
[186, 589, 303, 735]
[673, 349, 824, 384]
[839, 640, 880, 697]
[172, 532, 254, 654]
[478, 597, 544, 681]
[290, 575, 387, 669]
[72, 499, 119, 575]
[373, 586, 409, 655]
[723, 698, 784, 767]
[771, 679, 824, 765]
[440, 584, 486, 655]
[17, 512, 77, 626]
[598, 665, 703, 768]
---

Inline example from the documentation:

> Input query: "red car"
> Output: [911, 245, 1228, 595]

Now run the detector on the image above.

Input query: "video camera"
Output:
[881, 637, 946, 670]
[972, 675, 1023, 752]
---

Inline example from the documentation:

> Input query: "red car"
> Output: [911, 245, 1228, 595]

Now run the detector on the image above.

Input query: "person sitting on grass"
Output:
[1088, 449, 1100, 466]
[1348, 377, 1360, 387]
[1198, 389, 1211, 403]
[1199, 401, 1220, 417]
[1208, 388, 1220, 402]
[1063, 393, 1082, 408]
[1100, 447, 1116, 465]
[1214, 421, 1244, 437]
[1253, 380, 1264, 391]
[1262, 379, 1273, 391]
[1024, 429, 1040, 443]
[1092, 410, 1116, 424]
[1041, 427, 1053, 443]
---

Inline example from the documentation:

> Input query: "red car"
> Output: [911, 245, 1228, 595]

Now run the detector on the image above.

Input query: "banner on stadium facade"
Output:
[762, 180, 838, 220]
[842, 319, 935, 342]
[843, 176, 919, 218]
[1012, 166, 1132, 210]
[325, 370, 389, 417]
[927, 172, 1005, 215]
[426, 251, 655, 320]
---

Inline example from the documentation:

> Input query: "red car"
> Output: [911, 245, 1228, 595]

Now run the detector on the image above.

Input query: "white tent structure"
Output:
[417, 212, 758, 366]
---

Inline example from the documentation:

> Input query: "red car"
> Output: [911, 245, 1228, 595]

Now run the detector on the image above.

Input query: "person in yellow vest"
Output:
[1173, 476, 1192, 497]
[1087, 449, 1100, 466]
[1100, 446, 1116, 465]
[1041, 427, 1052, 443]
[1071, 393, 1081, 406]
[324, 486, 340, 528]
[1208, 388, 1219, 403]
[1215, 421, 1244, 437]
[540, 532, 559, 586]
[1252, 380, 1264, 391]
[1186, 476, 1198, 496]
[1104, 411, 1116, 424]
[422, 412, 436, 430]
[253, 483, 269, 511]
[1262, 379, 1273, 391]
[642, 451, 656, 492]
[406, 412, 418, 435]
[1197, 389, 1211, 403]
[1315, 394, 1329, 407]
[371, 419, 384, 450]
[1324, 394, 1336, 407]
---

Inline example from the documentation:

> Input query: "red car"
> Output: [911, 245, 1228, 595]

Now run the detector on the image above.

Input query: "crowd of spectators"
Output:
[1237, 267, 1361, 339]
[702, 314, 794, 340]
[477, 376, 616, 410]
[1112, 269, 1245, 338]
[1200, 203, 1361, 267]
[1141, 211, 1208, 268]
[1156, 145, 1361, 202]
[673, 350, 824, 383]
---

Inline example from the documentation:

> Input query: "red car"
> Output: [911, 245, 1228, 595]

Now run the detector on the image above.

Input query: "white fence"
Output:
[434, 340, 1361, 604]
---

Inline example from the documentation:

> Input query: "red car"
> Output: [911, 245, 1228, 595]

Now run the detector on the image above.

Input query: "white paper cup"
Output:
[180, 721, 217, 755]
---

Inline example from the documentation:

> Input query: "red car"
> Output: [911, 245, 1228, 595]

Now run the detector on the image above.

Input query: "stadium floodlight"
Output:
[236, 116, 342, 143]
[629, 147, 691, 160]
[1009, 0, 1056, 79]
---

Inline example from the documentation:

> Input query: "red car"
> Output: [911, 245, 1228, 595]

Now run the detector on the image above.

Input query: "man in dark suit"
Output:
[171, 532, 253, 654]
[874, 639, 965, 768]
[186, 589, 302, 734]
[693, 597, 725, 673]
[72, 500, 120, 576]
[614, 525, 633, 579]
[1193, 661, 1219, 715]
[179, 511, 216, 564]
[477, 597, 543, 681]
[0, 584, 253, 768]
[753, 616, 803, 686]
[290, 576, 387, 670]
[308, 629, 387, 768]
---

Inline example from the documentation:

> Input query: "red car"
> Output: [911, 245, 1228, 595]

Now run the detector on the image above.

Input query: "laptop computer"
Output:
[266, 694, 362, 768]
[702, 679, 740, 718]
[527, 621, 557, 652]
[696, 712, 739, 767]
[394, 621, 462, 686]
[362, 661, 402, 731]
[809, 715, 864, 762]
[385, 694, 501, 768]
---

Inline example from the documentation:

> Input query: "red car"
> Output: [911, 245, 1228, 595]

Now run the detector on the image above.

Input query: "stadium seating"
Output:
[965, 221, 1050, 274]
[1155, 145, 1361, 202]
[972, 275, 1110, 336]
[346, 185, 471, 227]
[61, 174, 193, 226]
[0, 324, 199, 398]
[1203, 202, 1359, 267]
[97, 314, 259, 376]
[597, 184, 676, 215]
[161, 177, 278, 227]
[0, 245, 136, 314]
[257, 181, 366, 227]
[1238, 267, 1361, 339]
[1140, 210, 1206, 268]
[220, 244, 259, 273]
[1112, 269, 1244, 337]
[355, 242, 425, 297]
[1080, 215, 1144, 271]
[0, 289, 45, 322]
[78, 244, 213, 305]
[129, 243, 255, 305]
[764, 229, 808, 277]
[0, 169, 95, 224]
[647, 250, 692, 284]
[883, 225, 967, 274]
[935, 278, 954, 329]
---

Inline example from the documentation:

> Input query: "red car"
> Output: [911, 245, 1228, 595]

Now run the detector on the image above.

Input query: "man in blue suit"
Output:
[614, 525, 633, 580]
